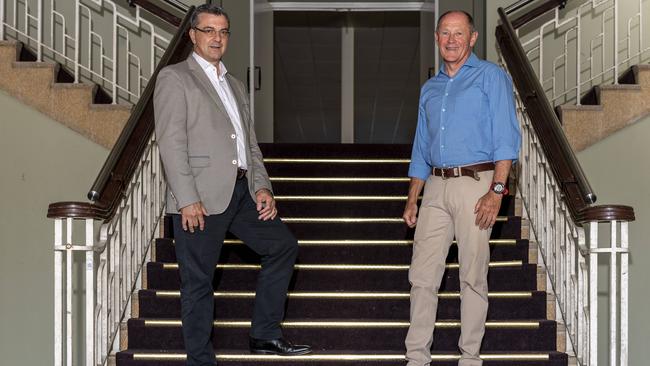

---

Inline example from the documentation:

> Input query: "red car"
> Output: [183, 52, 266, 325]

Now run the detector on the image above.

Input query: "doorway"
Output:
[273, 11, 421, 143]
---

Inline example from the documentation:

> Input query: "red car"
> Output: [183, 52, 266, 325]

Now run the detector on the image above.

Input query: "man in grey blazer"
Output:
[153, 5, 311, 365]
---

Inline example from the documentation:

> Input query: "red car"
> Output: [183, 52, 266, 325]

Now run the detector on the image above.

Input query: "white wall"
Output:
[485, 0, 513, 63]
[0, 90, 108, 366]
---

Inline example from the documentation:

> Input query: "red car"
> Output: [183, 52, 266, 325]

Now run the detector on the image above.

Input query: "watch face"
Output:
[492, 183, 505, 193]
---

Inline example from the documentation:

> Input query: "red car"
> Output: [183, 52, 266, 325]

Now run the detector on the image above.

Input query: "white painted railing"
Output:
[50, 135, 166, 366]
[511, 88, 632, 366]
[510, 89, 591, 363]
[498, 42, 633, 366]
[0, 0, 173, 103]
[498, 2, 636, 364]
[518, 0, 650, 106]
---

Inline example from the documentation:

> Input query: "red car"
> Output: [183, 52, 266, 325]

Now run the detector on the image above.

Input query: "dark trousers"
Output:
[172, 178, 298, 366]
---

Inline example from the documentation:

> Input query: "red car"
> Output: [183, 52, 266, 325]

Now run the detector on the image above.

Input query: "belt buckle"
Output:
[440, 167, 459, 179]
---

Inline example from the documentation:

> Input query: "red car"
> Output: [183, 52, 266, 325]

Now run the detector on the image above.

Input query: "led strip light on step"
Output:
[165, 239, 520, 245]
[270, 177, 410, 182]
[218, 239, 519, 245]
[275, 195, 410, 201]
[153, 291, 534, 299]
[280, 217, 508, 223]
[161, 261, 524, 270]
[264, 158, 411, 163]
[144, 320, 541, 329]
[132, 353, 550, 361]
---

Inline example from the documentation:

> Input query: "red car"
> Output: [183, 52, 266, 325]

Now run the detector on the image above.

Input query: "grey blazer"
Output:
[153, 54, 272, 215]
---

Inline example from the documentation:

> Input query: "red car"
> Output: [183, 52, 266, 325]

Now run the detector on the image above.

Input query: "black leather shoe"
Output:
[249, 337, 312, 356]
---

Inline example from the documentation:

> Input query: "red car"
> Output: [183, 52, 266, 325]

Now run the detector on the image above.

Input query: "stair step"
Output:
[125, 319, 558, 351]
[116, 350, 568, 366]
[145, 263, 538, 292]
[237, 217, 522, 240]
[273, 196, 515, 217]
[163, 217, 522, 240]
[270, 178, 410, 195]
[259, 143, 412, 158]
[153, 238, 530, 264]
[264, 160, 410, 178]
[137, 289, 547, 320]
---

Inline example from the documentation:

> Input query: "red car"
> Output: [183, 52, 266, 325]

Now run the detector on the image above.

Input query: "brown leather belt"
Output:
[237, 168, 247, 180]
[433, 162, 495, 180]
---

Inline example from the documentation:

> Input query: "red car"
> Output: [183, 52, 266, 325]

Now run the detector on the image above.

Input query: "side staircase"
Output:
[115, 144, 569, 366]
[0, 40, 130, 148]
[558, 64, 650, 152]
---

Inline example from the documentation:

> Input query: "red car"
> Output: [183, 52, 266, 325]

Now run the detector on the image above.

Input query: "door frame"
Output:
[249, 1, 438, 143]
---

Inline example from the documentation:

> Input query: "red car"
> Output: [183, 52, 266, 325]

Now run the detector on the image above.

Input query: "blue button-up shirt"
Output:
[408, 53, 521, 180]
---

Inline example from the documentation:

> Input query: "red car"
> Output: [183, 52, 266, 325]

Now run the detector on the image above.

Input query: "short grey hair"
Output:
[190, 4, 230, 29]
[436, 10, 475, 33]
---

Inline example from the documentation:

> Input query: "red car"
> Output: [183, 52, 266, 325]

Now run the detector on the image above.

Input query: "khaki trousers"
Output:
[405, 171, 493, 366]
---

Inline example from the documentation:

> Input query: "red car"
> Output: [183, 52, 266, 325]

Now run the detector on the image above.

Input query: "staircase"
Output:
[0, 40, 131, 148]
[558, 64, 650, 152]
[114, 144, 569, 366]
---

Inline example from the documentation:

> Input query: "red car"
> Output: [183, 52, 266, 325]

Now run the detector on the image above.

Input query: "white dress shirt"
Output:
[193, 52, 248, 169]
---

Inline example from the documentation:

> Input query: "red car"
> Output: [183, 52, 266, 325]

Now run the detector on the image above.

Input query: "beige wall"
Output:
[485, 0, 513, 63]
[577, 114, 650, 365]
[0, 90, 108, 366]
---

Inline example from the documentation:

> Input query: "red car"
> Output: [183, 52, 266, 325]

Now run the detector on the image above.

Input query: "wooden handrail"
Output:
[127, 0, 187, 27]
[47, 5, 196, 220]
[508, 0, 566, 29]
[496, 4, 634, 224]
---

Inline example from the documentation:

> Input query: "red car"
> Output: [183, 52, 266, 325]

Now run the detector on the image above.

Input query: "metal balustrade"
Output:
[0, 0, 175, 103]
[49, 136, 166, 366]
[505, 82, 633, 366]
[498, 2, 636, 365]
[517, 0, 650, 106]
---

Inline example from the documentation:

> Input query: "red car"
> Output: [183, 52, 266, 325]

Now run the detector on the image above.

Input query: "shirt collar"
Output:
[192, 52, 228, 81]
[438, 52, 479, 77]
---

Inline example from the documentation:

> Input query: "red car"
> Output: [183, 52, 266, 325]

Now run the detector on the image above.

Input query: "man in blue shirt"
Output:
[402, 10, 521, 366]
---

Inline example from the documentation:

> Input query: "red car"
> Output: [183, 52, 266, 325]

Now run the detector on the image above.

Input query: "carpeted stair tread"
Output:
[161, 218, 521, 240]
[270, 179, 410, 195]
[154, 238, 530, 264]
[259, 143, 412, 158]
[116, 349, 568, 366]
[274, 197, 515, 217]
[126, 318, 558, 351]
[269, 217, 521, 239]
[137, 289, 547, 320]
[145, 263, 538, 292]
[264, 162, 409, 177]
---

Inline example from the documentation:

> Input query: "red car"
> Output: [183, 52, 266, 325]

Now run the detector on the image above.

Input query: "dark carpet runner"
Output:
[116, 144, 568, 365]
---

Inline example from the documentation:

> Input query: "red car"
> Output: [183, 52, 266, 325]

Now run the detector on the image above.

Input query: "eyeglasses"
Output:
[192, 27, 231, 38]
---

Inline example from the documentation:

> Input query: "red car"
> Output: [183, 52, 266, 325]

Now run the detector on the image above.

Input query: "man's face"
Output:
[189, 13, 230, 64]
[435, 12, 478, 67]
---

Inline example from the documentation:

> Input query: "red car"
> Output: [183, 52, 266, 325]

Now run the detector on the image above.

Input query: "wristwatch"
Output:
[491, 181, 509, 195]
